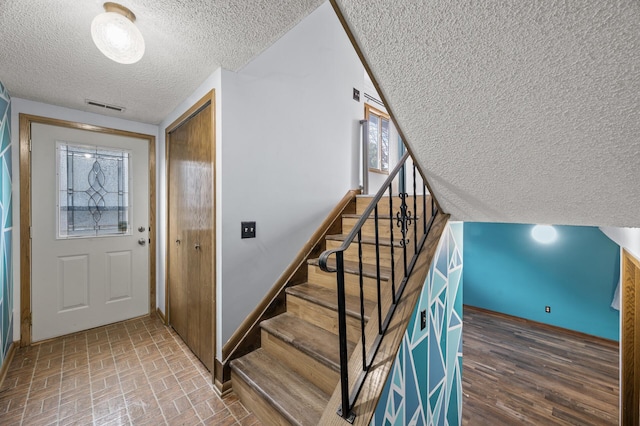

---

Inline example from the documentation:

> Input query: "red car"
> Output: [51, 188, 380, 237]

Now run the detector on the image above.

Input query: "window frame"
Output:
[365, 103, 391, 174]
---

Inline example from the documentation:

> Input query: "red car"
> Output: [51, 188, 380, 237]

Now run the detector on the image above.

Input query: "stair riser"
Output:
[308, 264, 387, 301]
[287, 294, 365, 344]
[326, 239, 404, 267]
[231, 370, 290, 426]
[261, 329, 339, 395]
[356, 195, 427, 215]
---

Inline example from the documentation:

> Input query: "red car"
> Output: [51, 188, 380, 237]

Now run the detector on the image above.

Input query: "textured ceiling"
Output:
[0, 0, 323, 124]
[335, 0, 640, 227]
[2, 0, 638, 227]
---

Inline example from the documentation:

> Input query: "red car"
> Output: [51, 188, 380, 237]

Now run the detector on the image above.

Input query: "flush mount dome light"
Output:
[91, 2, 145, 64]
[531, 225, 558, 244]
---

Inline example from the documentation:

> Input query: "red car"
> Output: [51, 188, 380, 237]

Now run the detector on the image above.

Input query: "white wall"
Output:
[601, 226, 640, 260]
[10, 98, 159, 341]
[218, 1, 363, 353]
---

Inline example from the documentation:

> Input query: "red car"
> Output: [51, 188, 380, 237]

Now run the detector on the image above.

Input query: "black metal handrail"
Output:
[319, 151, 438, 423]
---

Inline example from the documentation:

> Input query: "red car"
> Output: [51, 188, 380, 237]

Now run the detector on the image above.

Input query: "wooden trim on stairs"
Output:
[218, 189, 360, 386]
[319, 212, 449, 425]
[328, 0, 442, 214]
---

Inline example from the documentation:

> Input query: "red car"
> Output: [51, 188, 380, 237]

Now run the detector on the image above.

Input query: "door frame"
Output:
[19, 114, 156, 346]
[164, 90, 216, 371]
[622, 248, 640, 424]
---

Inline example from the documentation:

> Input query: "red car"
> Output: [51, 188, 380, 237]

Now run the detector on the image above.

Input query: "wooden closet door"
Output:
[190, 104, 213, 371]
[168, 121, 189, 343]
[167, 103, 213, 371]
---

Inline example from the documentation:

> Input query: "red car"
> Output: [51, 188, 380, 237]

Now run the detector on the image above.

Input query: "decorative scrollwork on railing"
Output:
[396, 192, 412, 247]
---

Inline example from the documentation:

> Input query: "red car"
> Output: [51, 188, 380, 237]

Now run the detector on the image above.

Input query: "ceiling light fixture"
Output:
[91, 2, 145, 64]
[531, 225, 558, 244]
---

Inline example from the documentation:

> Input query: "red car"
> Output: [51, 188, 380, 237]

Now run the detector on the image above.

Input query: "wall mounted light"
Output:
[531, 224, 558, 244]
[91, 2, 145, 64]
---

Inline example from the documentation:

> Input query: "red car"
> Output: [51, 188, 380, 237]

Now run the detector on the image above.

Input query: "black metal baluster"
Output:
[374, 205, 382, 334]
[358, 230, 366, 371]
[413, 164, 417, 255]
[388, 185, 396, 303]
[423, 183, 427, 234]
[335, 252, 353, 421]
[399, 192, 409, 278]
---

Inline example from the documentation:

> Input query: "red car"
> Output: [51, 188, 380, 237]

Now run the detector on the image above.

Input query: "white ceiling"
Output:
[1, 0, 638, 227]
[0, 0, 324, 124]
[334, 0, 640, 227]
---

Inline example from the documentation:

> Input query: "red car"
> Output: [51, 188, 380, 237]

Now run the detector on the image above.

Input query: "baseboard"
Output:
[0, 342, 17, 390]
[214, 377, 233, 396]
[213, 358, 233, 396]
[464, 305, 619, 349]
[156, 307, 166, 324]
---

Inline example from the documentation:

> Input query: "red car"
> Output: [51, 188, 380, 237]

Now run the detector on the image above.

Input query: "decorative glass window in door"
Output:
[57, 142, 131, 238]
[366, 104, 390, 174]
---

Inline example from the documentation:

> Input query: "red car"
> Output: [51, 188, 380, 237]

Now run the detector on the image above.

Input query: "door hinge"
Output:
[29, 139, 32, 152]
[28, 313, 32, 326]
[29, 226, 32, 239]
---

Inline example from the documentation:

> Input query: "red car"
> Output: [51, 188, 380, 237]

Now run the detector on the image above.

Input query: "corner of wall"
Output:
[371, 222, 463, 425]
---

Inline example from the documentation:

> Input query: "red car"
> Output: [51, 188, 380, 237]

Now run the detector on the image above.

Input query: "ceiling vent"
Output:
[85, 99, 125, 112]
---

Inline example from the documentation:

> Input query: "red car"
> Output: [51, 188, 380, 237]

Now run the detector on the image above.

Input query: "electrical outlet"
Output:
[545, 306, 551, 313]
[353, 88, 360, 101]
[241, 221, 256, 239]
[420, 310, 427, 330]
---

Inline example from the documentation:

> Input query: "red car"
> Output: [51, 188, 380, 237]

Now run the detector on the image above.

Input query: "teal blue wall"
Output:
[371, 222, 463, 426]
[0, 81, 13, 365]
[464, 223, 619, 341]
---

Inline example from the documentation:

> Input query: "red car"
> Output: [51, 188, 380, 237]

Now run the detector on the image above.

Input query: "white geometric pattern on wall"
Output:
[371, 222, 463, 426]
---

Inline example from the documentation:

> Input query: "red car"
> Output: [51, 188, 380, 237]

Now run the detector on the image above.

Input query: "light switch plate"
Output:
[241, 221, 256, 239]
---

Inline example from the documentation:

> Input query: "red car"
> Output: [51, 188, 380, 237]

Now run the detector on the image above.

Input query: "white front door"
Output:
[31, 123, 149, 342]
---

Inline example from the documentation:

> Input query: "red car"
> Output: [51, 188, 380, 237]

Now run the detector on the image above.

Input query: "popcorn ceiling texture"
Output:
[0, 0, 323, 124]
[2, 0, 638, 226]
[334, 0, 640, 227]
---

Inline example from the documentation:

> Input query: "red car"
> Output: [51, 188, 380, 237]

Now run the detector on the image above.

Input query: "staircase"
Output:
[230, 194, 428, 425]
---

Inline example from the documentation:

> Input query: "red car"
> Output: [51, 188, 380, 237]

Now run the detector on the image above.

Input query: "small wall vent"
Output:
[85, 99, 125, 112]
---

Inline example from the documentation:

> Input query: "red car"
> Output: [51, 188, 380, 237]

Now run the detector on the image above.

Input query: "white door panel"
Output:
[31, 123, 149, 341]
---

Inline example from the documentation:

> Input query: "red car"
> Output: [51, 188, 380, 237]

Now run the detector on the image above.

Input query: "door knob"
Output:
[138, 226, 146, 233]
[175, 239, 181, 245]
[194, 243, 201, 250]
[138, 238, 147, 246]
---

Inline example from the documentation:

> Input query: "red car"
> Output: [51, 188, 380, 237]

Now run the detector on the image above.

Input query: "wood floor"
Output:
[463, 306, 619, 425]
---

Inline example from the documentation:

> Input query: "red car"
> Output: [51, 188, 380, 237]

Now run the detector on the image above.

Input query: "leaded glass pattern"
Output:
[57, 142, 131, 238]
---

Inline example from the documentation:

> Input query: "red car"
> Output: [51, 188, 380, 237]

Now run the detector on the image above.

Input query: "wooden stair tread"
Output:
[325, 233, 402, 247]
[307, 257, 391, 280]
[286, 283, 375, 321]
[261, 312, 355, 372]
[230, 348, 329, 425]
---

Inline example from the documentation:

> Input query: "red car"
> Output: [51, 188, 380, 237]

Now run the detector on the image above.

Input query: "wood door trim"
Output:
[19, 114, 157, 347]
[164, 90, 216, 371]
[622, 248, 640, 425]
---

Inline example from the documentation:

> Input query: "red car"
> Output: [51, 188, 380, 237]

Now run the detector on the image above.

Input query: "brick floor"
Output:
[0, 315, 261, 425]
